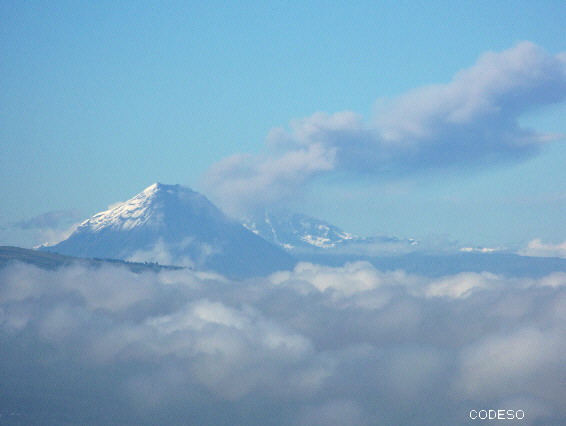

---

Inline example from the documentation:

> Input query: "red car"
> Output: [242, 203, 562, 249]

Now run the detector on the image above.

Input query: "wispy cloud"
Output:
[203, 42, 566, 216]
[11, 209, 83, 246]
[1, 261, 565, 424]
[14, 209, 82, 230]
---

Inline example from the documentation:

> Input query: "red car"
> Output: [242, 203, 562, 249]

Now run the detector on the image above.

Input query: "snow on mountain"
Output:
[242, 210, 417, 252]
[39, 183, 296, 278]
[242, 211, 360, 250]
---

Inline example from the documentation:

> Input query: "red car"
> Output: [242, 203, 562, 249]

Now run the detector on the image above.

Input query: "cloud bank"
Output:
[1, 261, 566, 425]
[203, 42, 566, 216]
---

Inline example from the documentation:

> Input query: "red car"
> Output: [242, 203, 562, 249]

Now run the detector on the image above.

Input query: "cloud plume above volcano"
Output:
[203, 42, 566, 216]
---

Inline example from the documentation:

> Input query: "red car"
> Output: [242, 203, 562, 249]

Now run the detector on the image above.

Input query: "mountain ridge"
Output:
[0, 245, 185, 273]
[242, 210, 417, 252]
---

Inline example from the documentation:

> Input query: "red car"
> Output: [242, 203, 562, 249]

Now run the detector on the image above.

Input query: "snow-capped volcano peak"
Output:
[77, 183, 220, 233]
[41, 184, 296, 278]
[82, 184, 159, 232]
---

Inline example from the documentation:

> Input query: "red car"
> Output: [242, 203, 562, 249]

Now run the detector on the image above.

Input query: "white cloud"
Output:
[538, 272, 566, 288]
[1, 261, 566, 424]
[425, 271, 502, 299]
[35, 221, 82, 246]
[203, 143, 336, 217]
[519, 238, 566, 258]
[270, 261, 383, 296]
[456, 326, 566, 411]
[203, 42, 566, 216]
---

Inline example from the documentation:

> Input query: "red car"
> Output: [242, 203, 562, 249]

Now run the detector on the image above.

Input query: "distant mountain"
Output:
[242, 210, 417, 251]
[40, 184, 296, 278]
[242, 210, 566, 277]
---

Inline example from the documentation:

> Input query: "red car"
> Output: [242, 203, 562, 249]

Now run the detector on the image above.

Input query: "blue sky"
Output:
[1, 1, 565, 250]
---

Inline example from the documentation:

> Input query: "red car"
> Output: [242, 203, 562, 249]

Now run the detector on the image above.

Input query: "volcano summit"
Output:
[40, 183, 296, 278]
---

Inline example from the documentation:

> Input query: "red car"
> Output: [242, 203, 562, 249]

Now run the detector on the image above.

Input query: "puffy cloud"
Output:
[374, 42, 565, 150]
[204, 42, 566, 215]
[1, 260, 566, 424]
[519, 238, 566, 258]
[203, 143, 336, 216]
[455, 324, 566, 426]
[425, 271, 503, 299]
